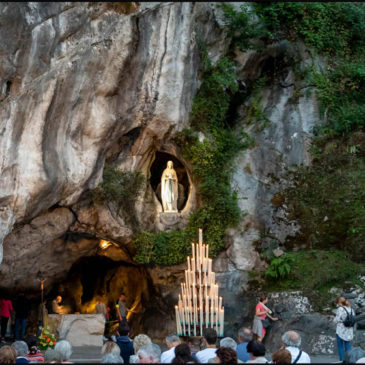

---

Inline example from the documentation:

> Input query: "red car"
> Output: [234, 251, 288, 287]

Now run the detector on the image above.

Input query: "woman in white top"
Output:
[334, 296, 355, 362]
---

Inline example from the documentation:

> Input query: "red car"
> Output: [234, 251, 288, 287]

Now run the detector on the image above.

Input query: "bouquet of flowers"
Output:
[38, 327, 58, 351]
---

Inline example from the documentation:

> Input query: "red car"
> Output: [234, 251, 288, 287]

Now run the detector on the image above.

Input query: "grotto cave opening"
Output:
[150, 151, 189, 211]
[46, 255, 150, 332]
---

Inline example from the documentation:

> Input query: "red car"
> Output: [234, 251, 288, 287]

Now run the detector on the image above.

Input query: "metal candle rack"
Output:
[175, 228, 224, 337]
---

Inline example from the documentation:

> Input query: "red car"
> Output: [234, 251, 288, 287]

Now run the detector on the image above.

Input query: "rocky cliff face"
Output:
[1, 1, 360, 353]
[0, 1, 225, 265]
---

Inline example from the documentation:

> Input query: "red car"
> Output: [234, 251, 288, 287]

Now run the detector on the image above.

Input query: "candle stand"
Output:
[175, 229, 224, 337]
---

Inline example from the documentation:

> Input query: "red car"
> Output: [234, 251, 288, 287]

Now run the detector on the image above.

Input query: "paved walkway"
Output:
[70, 346, 102, 363]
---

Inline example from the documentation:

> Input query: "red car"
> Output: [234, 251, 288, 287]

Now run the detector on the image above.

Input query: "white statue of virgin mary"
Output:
[161, 160, 178, 212]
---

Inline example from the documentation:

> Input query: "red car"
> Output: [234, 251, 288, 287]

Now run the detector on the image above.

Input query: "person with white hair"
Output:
[101, 341, 121, 356]
[161, 334, 181, 363]
[137, 343, 161, 363]
[281, 331, 311, 363]
[11, 340, 29, 363]
[237, 327, 253, 362]
[101, 352, 124, 363]
[130, 334, 152, 363]
[54, 340, 72, 362]
[44, 348, 62, 363]
[220, 337, 237, 351]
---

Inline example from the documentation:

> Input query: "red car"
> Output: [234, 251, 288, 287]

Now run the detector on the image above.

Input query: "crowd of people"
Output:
[0, 293, 364, 363]
[1, 322, 365, 364]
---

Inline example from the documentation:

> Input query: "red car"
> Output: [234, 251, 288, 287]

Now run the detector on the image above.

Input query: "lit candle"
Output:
[196, 243, 199, 269]
[219, 306, 224, 336]
[199, 228, 203, 245]
[200, 306, 203, 336]
[210, 298, 214, 328]
[206, 296, 209, 326]
[187, 306, 190, 335]
[221, 308, 224, 336]
[200, 243, 203, 268]
[215, 306, 219, 330]
[194, 305, 197, 337]
[175, 305, 181, 335]
[193, 294, 197, 324]
[181, 306, 186, 335]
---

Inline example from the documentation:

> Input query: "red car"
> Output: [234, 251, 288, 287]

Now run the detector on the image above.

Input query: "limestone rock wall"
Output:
[0, 2, 226, 266]
[0, 2, 353, 355]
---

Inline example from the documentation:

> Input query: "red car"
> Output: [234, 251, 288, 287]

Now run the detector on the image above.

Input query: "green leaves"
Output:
[261, 249, 365, 310]
[284, 133, 365, 261]
[134, 50, 249, 266]
[92, 165, 145, 222]
[191, 58, 239, 133]
[265, 254, 294, 280]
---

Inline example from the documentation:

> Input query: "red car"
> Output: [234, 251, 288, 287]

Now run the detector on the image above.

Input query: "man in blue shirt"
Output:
[236, 327, 253, 362]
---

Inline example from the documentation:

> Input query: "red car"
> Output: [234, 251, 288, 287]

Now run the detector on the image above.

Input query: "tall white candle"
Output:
[210, 298, 214, 328]
[175, 306, 181, 335]
[181, 307, 186, 335]
[215, 305, 219, 331]
[194, 294, 197, 323]
[187, 307, 190, 335]
[200, 306, 203, 336]
[219, 307, 224, 336]
[221, 308, 224, 336]
[200, 243, 203, 268]
[199, 228, 203, 245]
[199, 259, 202, 287]
[187, 256, 191, 271]
[206, 296, 209, 326]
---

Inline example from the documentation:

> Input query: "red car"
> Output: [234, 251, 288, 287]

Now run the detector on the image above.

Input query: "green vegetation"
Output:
[223, 3, 365, 300]
[265, 253, 294, 280]
[253, 2, 365, 137]
[219, 3, 261, 52]
[262, 250, 365, 310]
[313, 61, 365, 136]
[92, 164, 145, 224]
[284, 132, 365, 261]
[99, 3, 365, 277]
[134, 55, 253, 265]
[222, 3, 365, 136]
[245, 77, 270, 132]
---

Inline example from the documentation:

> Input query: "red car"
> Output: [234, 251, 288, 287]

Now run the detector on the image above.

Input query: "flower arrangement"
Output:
[38, 327, 58, 351]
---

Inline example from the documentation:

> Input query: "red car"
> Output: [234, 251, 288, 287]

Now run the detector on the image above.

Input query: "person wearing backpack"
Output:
[334, 297, 355, 361]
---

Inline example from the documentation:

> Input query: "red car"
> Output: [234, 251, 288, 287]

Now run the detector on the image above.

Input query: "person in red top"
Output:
[252, 294, 278, 341]
[0, 293, 14, 341]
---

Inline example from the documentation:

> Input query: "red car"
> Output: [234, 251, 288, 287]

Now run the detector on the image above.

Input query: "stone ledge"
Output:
[49, 314, 105, 347]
